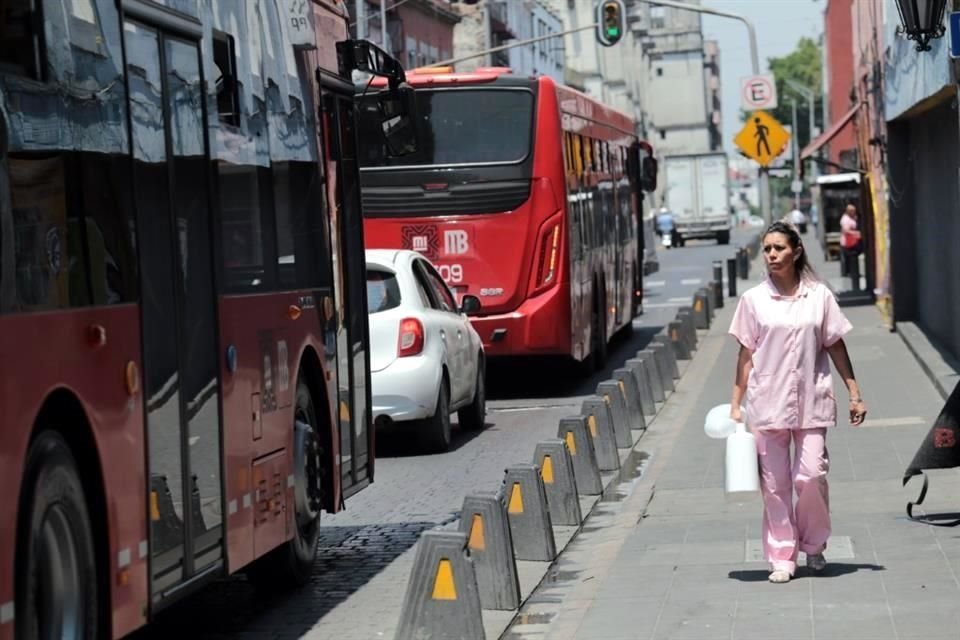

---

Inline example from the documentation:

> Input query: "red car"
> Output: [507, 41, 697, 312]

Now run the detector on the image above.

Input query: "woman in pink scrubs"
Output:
[729, 221, 867, 584]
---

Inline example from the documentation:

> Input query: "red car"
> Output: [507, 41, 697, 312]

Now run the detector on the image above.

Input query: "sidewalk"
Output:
[503, 241, 960, 640]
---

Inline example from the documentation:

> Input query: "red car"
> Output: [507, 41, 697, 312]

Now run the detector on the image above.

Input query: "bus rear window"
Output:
[366, 269, 401, 313]
[358, 88, 534, 168]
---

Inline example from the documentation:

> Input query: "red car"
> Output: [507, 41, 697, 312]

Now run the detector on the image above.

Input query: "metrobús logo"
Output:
[401, 224, 439, 260]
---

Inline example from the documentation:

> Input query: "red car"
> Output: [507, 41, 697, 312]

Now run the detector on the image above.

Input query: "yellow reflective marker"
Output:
[671, 328, 679, 340]
[588, 415, 598, 437]
[468, 514, 486, 550]
[618, 380, 625, 394]
[432, 559, 458, 600]
[603, 394, 611, 405]
[541, 455, 554, 484]
[565, 431, 577, 455]
[694, 299, 703, 312]
[508, 482, 524, 514]
[150, 491, 160, 521]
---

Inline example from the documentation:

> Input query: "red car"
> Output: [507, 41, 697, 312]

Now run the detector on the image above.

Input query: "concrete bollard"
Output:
[625, 357, 657, 416]
[737, 247, 749, 280]
[677, 308, 698, 352]
[692, 292, 710, 330]
[667, 321, 691, 360]
[701, 286, 715, 320]
[580, 396, 620, 471]
[646, 343, 675, 394]
[557, 416, 603, 496]
[712, 262, 725, 309]
[613, 368, 647, 431]
[597, 380, 634, 448]
[395, 530, 485, 640]
[533, 440, 582, 526]
[459, 493, 521, 611]
[502, 464, 556, 562]
[636, 350, 665, 403]
[651, 335, 681, 380]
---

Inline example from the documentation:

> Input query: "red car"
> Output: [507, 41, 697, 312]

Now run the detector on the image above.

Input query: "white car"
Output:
[366, 249, 487, 452]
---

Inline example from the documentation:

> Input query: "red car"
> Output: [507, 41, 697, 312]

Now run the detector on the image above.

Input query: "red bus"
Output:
[0, 1, 411, 637]
[358, 68, 656, 368]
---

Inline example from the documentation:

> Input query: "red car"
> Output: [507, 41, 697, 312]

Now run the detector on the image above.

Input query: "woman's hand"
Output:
[730, 404, 743, 423]
[849, 398, 867, 426]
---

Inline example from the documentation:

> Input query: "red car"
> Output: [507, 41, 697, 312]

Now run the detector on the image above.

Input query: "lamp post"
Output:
[784, 79, 818, 183]
[893, 0, 948, 51]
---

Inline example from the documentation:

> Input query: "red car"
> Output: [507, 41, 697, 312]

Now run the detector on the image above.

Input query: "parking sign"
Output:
[740, 74, 778, 112]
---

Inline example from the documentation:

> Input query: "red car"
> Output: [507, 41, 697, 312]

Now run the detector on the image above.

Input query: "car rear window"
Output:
[366, 268, 402, 313]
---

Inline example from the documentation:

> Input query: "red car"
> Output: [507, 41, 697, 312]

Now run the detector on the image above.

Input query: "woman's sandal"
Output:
[768, 570, 791, 583]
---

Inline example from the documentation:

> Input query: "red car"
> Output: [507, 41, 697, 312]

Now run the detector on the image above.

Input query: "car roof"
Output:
[364, 249, 426, 270]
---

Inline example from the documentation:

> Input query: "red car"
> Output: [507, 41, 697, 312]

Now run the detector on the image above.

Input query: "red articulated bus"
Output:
[358, 67, 656, 368]
[0, 1, 411, 637]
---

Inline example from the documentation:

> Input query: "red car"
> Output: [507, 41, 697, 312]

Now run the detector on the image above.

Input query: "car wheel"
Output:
[17, 431, 100, 640]
[458, 358, 486, 431]
[422, 378, 452, 453]
[249, 375, 322, 588]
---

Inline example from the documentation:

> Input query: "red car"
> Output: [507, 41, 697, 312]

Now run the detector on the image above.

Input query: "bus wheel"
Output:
[250, 377, 322, 588]
[592, 291, 608, 371]
[421, 377, 451, 453]
[17, 431, 99, 640]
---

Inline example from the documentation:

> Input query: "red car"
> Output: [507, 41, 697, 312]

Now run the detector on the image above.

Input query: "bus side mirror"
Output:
[377, 84, 417, 157]
[641, 156, 658, 192]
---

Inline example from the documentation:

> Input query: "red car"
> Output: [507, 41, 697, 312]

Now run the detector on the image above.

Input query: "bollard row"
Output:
[395, 271, 744, 638]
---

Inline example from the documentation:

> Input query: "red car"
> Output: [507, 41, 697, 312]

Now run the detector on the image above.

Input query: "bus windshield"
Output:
[358, 88, 534, 168]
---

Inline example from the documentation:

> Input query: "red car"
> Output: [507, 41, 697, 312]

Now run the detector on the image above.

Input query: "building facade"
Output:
[823, 0, 858, 170]
[882, 0, 960, 362]
[506, 1, 564, 81]
[704, 39, 722, 152]
[354, 0, 460, 69]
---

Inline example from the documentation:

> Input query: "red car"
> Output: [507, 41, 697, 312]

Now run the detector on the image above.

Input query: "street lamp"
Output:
[893, 0, 948, 52]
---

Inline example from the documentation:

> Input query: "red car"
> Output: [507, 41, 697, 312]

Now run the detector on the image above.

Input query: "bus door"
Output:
[320, 77, 373, 495]
[122, 8, 224, 605]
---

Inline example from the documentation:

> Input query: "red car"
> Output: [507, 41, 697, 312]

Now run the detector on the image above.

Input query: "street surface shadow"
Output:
[486, 323, 665, 401]
[375, 421, 487, 458]
[728, 563, 886, 582]
[130, 519, 450, 640]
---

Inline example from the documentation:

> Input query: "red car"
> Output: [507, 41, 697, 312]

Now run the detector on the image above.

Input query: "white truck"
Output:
[663, 152, 731, 245]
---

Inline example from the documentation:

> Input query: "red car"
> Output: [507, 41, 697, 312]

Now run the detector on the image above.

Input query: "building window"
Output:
[0, 0, 45, 80]
[213, 31, 240, 127]
[650, 6, 666, 30]
[660, 130, 666, 140]
[656, 67, 663, 77]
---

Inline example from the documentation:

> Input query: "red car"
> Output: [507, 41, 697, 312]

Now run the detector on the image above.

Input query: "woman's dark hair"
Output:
[763, 221, 817, 281]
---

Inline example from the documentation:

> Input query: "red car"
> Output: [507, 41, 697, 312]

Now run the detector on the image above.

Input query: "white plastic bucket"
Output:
[725, 422, 760, 497]
[704, 403, 747, 439]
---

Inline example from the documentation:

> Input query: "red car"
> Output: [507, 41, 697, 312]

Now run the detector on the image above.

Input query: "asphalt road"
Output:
[130, 229, 756, 639]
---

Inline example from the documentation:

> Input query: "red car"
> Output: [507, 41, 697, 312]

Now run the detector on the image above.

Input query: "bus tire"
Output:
[592, 288, 608, 371]
[421, 377, 451, 453]
[458, 356, 486, 431]
[249, 376, 322, 588]
[17, 430, 99, 640]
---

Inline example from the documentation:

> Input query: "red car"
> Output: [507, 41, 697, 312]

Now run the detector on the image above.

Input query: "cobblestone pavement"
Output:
[130, 237, 743, 639]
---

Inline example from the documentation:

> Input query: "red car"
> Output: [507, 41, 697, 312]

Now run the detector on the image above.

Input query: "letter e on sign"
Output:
[740, 74, 778, 111]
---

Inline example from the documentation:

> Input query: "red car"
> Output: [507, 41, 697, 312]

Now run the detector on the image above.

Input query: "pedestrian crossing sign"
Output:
[734, 110, 791, 167]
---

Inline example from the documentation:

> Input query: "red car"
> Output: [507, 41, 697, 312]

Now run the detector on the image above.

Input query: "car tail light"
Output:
[534, 222, 561, 292]
[397, 318, 424, 357]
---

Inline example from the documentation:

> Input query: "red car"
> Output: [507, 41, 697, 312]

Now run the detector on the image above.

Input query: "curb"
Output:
[897, 321, 960, 401]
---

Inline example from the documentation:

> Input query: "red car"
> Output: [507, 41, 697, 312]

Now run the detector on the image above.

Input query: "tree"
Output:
[739, 37, 824, 149]
[767, 37, 824, 150]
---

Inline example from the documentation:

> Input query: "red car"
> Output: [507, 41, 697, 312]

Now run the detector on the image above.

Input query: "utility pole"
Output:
[380, 0, 388, 51]
[785, 78, 818, 182]
[790, 97, 800, 210]
[355, 0, 366, 39]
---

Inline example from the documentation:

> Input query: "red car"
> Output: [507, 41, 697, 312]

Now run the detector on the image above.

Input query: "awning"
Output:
[800, 102, 863, 160]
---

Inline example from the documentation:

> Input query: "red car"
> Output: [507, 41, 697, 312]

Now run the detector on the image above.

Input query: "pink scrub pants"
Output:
[753, 427, 830, 575]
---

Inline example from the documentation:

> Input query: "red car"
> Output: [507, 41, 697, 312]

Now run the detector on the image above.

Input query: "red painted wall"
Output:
[824, 0, 857, 169]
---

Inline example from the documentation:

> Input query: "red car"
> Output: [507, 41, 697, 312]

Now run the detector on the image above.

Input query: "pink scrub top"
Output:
[729, 278, 852, 430]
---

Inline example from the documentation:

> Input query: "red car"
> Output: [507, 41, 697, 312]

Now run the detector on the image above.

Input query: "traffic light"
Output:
[596, 0, 625, 47]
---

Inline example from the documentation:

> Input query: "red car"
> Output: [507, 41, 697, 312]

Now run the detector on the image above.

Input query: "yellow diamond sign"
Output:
[734, 110, 791, 167]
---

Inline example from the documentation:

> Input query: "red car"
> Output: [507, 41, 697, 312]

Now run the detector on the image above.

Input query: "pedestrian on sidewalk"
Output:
[728, 221, 868, 584]
[840, 204, 862, 290]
